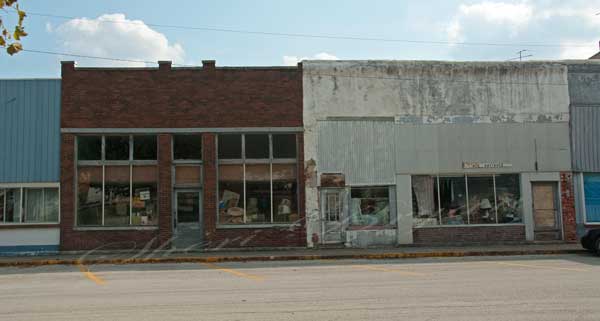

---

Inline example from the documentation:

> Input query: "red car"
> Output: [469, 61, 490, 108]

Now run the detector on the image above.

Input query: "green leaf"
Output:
[0, 36, 5, 47]
[7, 42, 22, 55]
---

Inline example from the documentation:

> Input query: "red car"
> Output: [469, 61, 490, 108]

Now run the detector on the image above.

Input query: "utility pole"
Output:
[507, 49, 533, 61]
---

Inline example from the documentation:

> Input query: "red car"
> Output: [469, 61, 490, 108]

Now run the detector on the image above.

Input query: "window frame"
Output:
[216, 133, 299, 227]
[75, 135, 159, 228]
[348, 185, 396, 227]
[0, 183, 60, 225]
[581, 172, 600, 225]
[411, 173, 524, 227]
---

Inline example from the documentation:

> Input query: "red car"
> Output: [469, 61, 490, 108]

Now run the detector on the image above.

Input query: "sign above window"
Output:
[462, 162, 513, 169]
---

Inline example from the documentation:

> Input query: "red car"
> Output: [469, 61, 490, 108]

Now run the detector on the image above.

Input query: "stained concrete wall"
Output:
[303, 60, 572, 247]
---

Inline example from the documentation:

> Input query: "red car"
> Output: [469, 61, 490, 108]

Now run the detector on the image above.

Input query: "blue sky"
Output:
[2, 0, 600, 78]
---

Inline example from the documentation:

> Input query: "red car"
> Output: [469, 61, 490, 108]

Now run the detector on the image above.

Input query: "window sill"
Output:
[216, 223, 301, 229]
[73, 226, 159, 231]
[0, 223, 60, 229]
[414, 223, 525, 229]
[347, 225, 396, 231]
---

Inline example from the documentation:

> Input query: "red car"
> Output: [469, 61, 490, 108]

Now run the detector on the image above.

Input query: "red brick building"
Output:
[60, 60, 305, 250]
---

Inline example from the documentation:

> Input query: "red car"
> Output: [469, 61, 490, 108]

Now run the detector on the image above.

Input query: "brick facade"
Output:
[413, 225, 526, 244]
[560, 172, 578, 242]
[60, 61, 305, 250]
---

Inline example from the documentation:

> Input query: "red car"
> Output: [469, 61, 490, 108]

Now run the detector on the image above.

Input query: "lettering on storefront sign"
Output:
[462, 162, 513, 169]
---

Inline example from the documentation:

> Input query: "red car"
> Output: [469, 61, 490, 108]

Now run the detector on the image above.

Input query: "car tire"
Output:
[595, 237, 600, 256]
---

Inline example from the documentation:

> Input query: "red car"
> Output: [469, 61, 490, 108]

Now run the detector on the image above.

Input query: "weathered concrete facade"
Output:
[304, 61, 574, 247]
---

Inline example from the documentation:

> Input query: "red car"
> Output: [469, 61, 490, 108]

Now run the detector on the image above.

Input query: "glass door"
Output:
[174, 190, 203, 248]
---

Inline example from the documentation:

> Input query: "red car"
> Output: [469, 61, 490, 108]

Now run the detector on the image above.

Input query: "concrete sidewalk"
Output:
[0, 243, 587, 267]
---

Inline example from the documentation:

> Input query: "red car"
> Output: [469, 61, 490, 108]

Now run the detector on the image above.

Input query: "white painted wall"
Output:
[303, 60, 571, 247]
[0, 228, 60, 246]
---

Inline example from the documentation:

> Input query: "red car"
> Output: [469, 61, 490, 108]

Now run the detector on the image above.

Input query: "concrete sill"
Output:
[347, 225, 396, 231]
[415, 223, 525, 229]
[73, 226, 159, 231]
[216, 224, 301, 229]
[0, 223, 59, 229]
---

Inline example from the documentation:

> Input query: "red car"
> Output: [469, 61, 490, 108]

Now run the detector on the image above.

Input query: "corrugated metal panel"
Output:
[572, 106, 600, 172]
[0, 79, 61, 183]
[317, 120, 571, 185]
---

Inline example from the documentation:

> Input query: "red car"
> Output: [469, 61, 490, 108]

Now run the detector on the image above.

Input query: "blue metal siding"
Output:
[0, 79, 61, 183]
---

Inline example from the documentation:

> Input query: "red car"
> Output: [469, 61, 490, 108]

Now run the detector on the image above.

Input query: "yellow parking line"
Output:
[352, 264, 426, 276]
[492, 261, 588, 272]
[77, 264, 106, 285]
[200, 262, 264, 281]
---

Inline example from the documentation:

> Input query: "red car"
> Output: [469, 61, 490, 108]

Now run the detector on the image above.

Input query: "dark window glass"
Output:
[173, 135, 202, 160]
[439, 176, 467, 225]
[245, 134, 269, 159]
[105, 136, 130, 160]
[77, 136, 102, 161]
[350, 187, 390, 225]
[467, 176, 495, 224]
[272, 134, 297, 158]
[133, 135, 157, 160]
[245, 164, 271, 223]
[218, 134, 242, 159]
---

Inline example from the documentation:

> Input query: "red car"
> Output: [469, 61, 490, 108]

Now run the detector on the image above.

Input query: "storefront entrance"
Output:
[532, 182, 562, 241]
[320, 189, 345, 244]
[173, 189, 203, 248]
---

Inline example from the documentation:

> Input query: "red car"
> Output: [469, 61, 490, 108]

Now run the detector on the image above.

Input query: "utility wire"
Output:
[20, 49, 570, 87]
[24, 11, 595, 48]
[21, 49, 192, 66]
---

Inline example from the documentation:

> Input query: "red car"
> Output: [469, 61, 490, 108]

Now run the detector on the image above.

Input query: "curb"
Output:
[0, 248, 586, 268]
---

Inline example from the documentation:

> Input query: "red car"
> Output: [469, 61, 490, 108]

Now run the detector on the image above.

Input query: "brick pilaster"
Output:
[560, 172, 577, 242]
[158, 134, 173, 246]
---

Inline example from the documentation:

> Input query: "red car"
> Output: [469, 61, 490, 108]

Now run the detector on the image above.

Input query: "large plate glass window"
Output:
[584, 174, 600, 223]
[411, 174, 522, 226]
[0, 187, 59, 224]
[217, 133, 298, 225]
[76, 135, 158, 227]
[350, 187, 392, 226]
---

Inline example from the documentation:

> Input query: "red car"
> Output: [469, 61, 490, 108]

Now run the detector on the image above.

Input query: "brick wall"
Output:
[560, 172, 578, 242]
[60, 62, 302, 129]
[60, 61, 304, 250]
[413, 225, 526, 244]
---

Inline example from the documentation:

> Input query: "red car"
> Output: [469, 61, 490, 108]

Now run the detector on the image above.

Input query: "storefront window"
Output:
[272, 164, 298, 223]
[272, 134, 297, 159]
[132, 166, 158, 225]
[584, 174, 600, 223]
[77, 136, 102, 161]
[217, 133, 298, 225]
[0, 187, 59, 224]
[411, 174, 522, 226]
[218, 134, 242, 159]
[495, 175, 522, 223]
[439, 177, 467, 225]
[350, 187, 391, 226]
[76, 135, 158, 227]
[412, 176, 439, 227]
[104, 166, 131, 226]
[133, 135, 157, 160]
[173, 135, 202, 160]
[77, 166, 103, 226]
[467, 176, 495, 224]
[105, 136, 130, 160]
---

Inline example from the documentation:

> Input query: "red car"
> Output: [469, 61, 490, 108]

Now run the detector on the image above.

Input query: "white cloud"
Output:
[445, 1, 600, 60]
[283, 52, 338, 66]
[54, 13, 185, 67]
[559, 40, 599, 59]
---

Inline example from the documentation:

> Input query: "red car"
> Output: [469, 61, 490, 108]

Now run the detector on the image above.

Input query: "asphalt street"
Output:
[1, 254, 599, 321]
